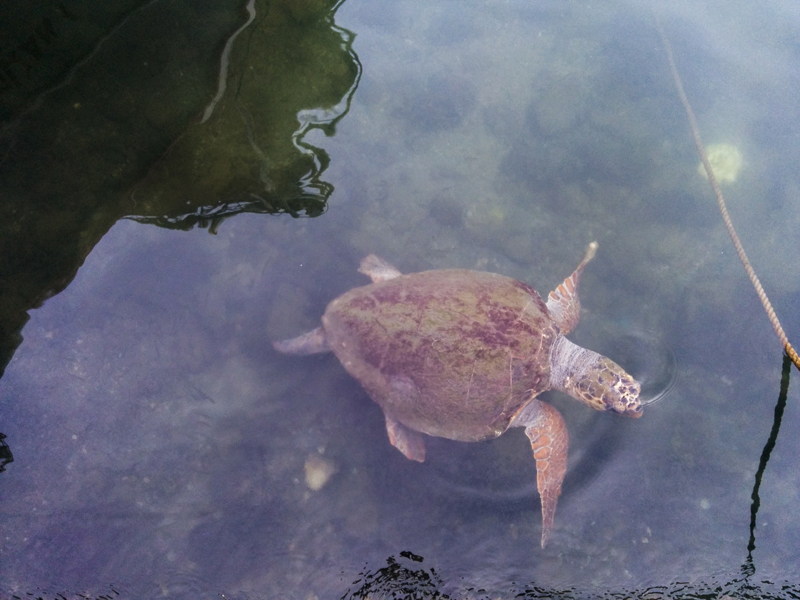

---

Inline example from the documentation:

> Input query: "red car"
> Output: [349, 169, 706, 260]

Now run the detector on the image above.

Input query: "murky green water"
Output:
[2, 0, 800, 598]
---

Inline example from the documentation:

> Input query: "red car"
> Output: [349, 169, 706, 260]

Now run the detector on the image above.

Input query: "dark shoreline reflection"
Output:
[0, 0, 360, 378]
[129, 0, 361, 229]
[0, 432, 12, 472]
[344, 552, 800, 600]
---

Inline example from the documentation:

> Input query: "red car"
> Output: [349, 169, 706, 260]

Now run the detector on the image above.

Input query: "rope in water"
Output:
[654, 15, 800, 371]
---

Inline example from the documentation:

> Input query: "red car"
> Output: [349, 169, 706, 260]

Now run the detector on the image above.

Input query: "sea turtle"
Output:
[273, 242, 642, 547]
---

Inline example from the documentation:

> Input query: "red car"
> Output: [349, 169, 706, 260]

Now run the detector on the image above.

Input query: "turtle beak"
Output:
[623, 404, 643, 418]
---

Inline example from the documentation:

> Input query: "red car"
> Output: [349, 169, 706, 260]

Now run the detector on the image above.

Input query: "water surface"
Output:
[2, 0, 800, 597]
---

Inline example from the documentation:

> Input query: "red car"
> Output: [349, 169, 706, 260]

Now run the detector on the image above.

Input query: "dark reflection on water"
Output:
[0, 1, 141, 121]
[0, 0, 359, 378]
[0, 431, 12, 472]
[343, 553, 800, 600]
[747, 355, 791, 557]
[130, 0, 362, 228]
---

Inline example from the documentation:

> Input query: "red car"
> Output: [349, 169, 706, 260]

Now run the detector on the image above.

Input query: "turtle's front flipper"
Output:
[273, 326, 330, 355]
[384, 414, 426, 462]
[359, 255, 402, 282]
[546, 241, 597, 335]
[518, 399, 568, 548]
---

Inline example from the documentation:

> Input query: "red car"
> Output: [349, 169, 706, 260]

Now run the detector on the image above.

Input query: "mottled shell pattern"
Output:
[322, 269, 559, 442]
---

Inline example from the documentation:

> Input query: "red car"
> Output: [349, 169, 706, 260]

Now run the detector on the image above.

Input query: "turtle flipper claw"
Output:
[522, 400, 569, 548]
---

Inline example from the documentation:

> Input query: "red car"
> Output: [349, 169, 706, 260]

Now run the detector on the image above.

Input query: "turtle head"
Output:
[550, 336, 643, 417]
[579, 356, 643, 418]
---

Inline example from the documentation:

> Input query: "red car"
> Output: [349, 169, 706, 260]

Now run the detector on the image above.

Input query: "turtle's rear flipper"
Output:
[273, 326, 330, 355]
[521, 399, 568, 548]
[385, 414, 426, 462]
